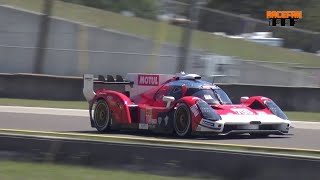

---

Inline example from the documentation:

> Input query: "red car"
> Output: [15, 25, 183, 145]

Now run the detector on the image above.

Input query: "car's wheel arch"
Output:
[91, 90, 135, 125]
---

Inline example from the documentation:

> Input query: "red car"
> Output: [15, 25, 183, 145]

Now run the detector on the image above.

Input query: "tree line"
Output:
[61, 0, 319, 53]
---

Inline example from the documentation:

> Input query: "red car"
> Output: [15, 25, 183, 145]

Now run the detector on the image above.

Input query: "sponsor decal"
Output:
[202, 119, 215, 127]
[257, 111, 267, 115]
[204, 94, 213, 100]
[164, 116, 169, 126]
[202, 85, 218, 89]
[190, 104, 199, 117]
[106, 96, 113, 100]
[145, 108, 152, 122]
[138, 74, 159, 86]
[148, 118, 157, 125]
[157, 116, 169, 126]
[231, 108, 254, 115]
[139, 123, 148, 130]
[157, 117, 162, 125]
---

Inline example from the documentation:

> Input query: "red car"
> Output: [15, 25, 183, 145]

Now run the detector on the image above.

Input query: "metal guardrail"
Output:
[1, 73, 319, 111]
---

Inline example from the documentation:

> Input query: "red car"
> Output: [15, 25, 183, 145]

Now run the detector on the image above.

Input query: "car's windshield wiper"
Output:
[213, 91, 223, 105]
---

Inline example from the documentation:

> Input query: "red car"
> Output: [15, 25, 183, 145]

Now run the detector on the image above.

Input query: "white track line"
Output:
[291, 121, 320, 130]
[0, 106, 88, 117]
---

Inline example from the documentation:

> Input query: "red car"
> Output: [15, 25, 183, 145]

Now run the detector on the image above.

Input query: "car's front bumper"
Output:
[195, 115, 291, 135]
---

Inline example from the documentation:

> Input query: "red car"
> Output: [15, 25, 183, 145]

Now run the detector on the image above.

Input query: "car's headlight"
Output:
[196, 100, 221, 121]
[264, 100, 288, 120]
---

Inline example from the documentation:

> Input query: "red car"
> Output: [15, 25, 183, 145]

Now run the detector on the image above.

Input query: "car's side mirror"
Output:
[163, 96, 175, 108]
[240, 96, 249, 103]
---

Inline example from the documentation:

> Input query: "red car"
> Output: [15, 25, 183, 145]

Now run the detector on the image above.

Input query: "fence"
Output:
[0, 1, 319, 87]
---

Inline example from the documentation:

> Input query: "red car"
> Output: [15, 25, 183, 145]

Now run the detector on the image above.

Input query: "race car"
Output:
[83, 72, 291, 137]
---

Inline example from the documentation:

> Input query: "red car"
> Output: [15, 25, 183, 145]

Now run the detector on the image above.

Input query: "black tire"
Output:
[173, 103, 192, 137]
[93, 99, 111, 132]
[250, 133, 270, 138]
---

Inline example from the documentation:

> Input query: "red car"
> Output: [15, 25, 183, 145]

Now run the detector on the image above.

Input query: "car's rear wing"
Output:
[83, 74, 133, 102]
[83, 72, 201, 102]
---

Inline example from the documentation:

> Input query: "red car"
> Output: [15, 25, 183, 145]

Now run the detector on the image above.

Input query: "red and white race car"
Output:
[83, 72, 291, 137]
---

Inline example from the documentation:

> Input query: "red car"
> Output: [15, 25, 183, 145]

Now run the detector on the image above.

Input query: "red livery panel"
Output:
[83, 73, 290, 137]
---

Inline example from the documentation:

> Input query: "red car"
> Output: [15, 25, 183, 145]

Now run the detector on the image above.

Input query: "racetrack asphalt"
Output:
[0, 106, 319, 150]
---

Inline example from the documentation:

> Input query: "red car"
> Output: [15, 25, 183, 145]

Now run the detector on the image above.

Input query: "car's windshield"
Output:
[186, 88, 232, 105]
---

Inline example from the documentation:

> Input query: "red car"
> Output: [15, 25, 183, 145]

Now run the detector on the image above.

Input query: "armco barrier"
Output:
[219, 83, 320, 112]
[0, 73, 319, 112]
[0, 73, 124, 101]
[0, 134, 319, 180]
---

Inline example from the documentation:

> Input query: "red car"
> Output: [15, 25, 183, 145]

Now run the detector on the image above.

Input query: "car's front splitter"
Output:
[195, 118, 290, 135]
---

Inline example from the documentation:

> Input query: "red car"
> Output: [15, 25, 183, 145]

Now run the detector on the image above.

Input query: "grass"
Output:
[0, 161, 198, 180]
[0, 98, 319, 121]
[0, 0, 319, 66]
[285, 111, 320, 121]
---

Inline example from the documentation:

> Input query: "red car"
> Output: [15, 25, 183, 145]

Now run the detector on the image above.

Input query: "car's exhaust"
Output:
[83, 74, 96, 102]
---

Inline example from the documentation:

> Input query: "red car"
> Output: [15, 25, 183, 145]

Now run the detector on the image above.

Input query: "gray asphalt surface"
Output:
[1, 112, 320, 150]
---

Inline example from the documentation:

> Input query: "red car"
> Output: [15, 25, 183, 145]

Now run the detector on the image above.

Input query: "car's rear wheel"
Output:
[174, 103, 192, 137]
[93, 99, 111, 132]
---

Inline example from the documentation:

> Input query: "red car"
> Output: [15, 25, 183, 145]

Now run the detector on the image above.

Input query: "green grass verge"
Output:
[0, 98, 319, 121]
[0, 0, 319, 66]
[285, 111, 320, 121]
[0, 161, 198, 180]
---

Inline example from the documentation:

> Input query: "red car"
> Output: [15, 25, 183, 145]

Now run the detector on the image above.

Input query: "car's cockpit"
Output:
[165, 80, 233, 105]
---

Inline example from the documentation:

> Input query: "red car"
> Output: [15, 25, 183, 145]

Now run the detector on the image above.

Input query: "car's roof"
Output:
[165, 79, 220, 89]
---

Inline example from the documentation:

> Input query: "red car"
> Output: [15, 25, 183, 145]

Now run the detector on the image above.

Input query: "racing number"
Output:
[231, 108, 254, 115]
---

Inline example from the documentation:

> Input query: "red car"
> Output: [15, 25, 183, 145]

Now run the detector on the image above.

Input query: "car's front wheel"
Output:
[173, 103, 192, 137]
[93, 99, 111, 132]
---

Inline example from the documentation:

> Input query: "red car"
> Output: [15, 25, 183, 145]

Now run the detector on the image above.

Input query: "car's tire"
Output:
[93, 99, 111, 133]
[250, 133, 270, 138]
[173, 103, 192, 137]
